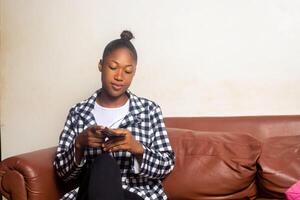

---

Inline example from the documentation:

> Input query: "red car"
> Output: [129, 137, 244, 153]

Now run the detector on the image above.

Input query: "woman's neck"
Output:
[96, 92, 128, 108]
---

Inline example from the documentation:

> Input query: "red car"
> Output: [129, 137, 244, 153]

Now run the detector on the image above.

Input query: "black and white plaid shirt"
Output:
[54, 90, 175, 200]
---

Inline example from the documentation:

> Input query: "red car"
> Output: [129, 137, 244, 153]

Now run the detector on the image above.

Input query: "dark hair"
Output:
[102, 30, 137, 62]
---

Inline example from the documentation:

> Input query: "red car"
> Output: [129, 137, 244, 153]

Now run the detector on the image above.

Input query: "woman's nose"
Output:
[114, 69, 123, 81]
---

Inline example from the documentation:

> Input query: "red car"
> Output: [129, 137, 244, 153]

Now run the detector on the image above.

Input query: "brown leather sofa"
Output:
[0, 115, 299, 200]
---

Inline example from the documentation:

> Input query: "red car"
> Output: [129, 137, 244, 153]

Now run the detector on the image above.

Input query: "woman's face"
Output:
[99, 47, 136, 99]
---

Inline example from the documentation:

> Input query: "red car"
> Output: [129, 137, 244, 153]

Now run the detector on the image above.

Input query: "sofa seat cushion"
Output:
[163, 128, 261, 200]
[257, 135, 300, 199]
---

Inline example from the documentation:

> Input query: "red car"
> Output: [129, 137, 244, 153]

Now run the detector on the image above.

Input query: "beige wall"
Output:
[1, 0, 300, 159]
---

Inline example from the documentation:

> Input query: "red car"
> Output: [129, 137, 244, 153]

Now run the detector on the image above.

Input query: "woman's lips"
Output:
[111, 83, 124, 91]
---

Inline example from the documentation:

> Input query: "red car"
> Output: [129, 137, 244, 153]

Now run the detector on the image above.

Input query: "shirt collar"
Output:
[76, 89, 145, 121]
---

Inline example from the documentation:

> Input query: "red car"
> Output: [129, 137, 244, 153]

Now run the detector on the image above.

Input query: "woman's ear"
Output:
[98, 59, 103, 72]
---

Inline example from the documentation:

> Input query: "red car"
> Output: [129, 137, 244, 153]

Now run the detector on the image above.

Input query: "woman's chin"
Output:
[108, 90, 127, 99]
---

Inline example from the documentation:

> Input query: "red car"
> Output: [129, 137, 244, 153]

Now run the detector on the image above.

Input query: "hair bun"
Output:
[120, 30, 134, 41]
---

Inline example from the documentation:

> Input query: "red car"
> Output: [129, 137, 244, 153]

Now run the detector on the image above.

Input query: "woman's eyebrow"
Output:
[111, 60, 120, 65]
[111, 60, 133, 67]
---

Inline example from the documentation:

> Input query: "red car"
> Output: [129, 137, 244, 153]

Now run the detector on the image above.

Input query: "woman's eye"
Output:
[109, 66, 117, 70]
[125, 67, 133, 74]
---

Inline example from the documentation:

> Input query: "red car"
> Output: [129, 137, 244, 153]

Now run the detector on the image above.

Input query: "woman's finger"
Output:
[104, 139, 126, 148]
[87, 137, 103, 145]
[112, 128, 129, 135]
[104, 141, 127, 152]
[106, 144, 127, 152]
[88, 142, 102, 148]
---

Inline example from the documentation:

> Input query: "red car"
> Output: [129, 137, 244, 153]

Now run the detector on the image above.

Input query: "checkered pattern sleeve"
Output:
[53, 108, 84, 181]
[138, 105, 175, 179]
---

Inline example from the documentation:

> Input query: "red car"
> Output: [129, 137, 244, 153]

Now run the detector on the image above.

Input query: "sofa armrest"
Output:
[0, 147, 75, 200]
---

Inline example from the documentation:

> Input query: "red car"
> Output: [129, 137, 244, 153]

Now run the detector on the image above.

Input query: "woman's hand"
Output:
[74, 125, 104, 165]
[75, 125, 104, 149]
[102, 129, 144, 155]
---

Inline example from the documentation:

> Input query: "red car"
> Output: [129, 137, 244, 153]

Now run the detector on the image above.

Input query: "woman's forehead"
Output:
[104, 48, 136, 65]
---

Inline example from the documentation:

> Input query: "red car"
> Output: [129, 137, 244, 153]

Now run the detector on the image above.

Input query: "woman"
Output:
[54, 30, 175, 200]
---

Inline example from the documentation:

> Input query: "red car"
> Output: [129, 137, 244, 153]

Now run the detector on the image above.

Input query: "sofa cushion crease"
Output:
[258, 135, 300, 199]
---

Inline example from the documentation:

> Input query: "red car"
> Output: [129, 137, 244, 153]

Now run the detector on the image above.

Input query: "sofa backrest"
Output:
[164, 115, 300, 141]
